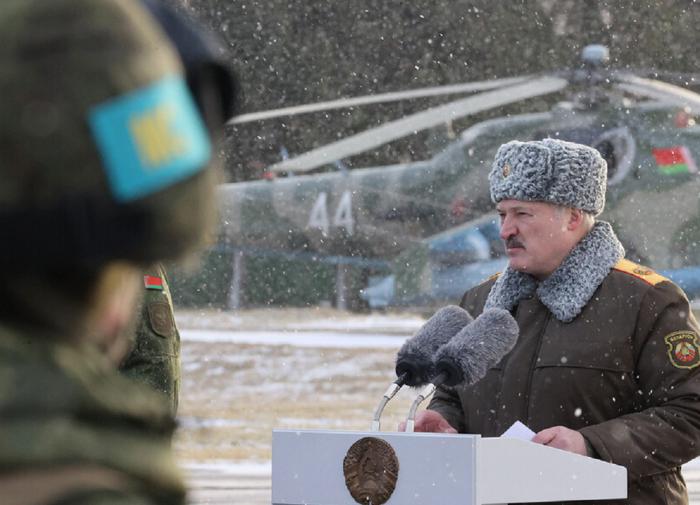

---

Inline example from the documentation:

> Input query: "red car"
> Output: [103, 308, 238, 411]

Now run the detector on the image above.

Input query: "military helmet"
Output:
[0, 0, 233, 268]
[141, 0, 240, 124]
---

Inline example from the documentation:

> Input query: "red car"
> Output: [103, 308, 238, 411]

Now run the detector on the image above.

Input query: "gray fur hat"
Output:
[489, 139, 607, 215]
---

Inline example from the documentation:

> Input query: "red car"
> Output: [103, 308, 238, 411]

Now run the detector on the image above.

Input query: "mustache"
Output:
[505, 237, 524, 249]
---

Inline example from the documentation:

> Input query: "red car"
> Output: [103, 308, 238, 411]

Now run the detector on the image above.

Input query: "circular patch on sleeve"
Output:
[664, 331, 700, 370]
[147, 301, 175, 338]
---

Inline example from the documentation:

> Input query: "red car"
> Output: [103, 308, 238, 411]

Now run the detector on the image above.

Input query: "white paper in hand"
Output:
[501, 420, 536, 441]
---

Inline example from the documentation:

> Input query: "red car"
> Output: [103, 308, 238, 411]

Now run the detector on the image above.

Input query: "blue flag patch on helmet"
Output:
[89, 75, 211, 202]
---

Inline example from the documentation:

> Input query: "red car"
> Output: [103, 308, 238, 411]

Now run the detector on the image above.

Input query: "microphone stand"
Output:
[403, 372, 446, 433]
[370, 372, 407, 431]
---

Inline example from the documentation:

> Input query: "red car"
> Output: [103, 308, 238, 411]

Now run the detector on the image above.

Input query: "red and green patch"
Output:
[652, 146, 697, 175]
[664, 331, 700, 370]
[143, 274, 164, 291]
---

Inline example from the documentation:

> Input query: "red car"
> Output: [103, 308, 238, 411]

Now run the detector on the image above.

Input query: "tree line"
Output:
[168, 0, 700, 181]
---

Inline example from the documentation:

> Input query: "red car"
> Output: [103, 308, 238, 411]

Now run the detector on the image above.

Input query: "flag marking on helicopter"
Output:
[652, 146, 698, 175]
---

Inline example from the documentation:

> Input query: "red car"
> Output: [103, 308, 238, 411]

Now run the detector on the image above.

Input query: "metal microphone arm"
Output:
[403, 372, 447, 433]
[371, 372, 407, 432]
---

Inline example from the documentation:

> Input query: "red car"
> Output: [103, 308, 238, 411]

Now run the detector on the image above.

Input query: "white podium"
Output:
[272, 430, 627, 504]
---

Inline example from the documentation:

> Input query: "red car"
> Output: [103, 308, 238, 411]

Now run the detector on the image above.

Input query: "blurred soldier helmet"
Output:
[140, 0, 240, 130]
[0, 0, 237, 268]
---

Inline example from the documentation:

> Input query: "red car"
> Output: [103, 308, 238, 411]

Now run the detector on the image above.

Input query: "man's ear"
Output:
[567, 208, 585, 231]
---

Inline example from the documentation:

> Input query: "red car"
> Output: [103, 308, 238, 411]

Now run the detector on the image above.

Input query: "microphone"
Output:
[395, 305, 475, 387]
[434, 307, 519, 387]
[403, 308, 519, 432]
[371, 305, 473, 431]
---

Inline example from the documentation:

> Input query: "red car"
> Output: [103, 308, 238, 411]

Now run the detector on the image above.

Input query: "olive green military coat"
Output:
[429, 259, 700, 504]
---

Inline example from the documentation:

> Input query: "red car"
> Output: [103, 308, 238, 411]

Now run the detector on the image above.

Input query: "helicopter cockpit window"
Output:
[592, 127, 636, 186]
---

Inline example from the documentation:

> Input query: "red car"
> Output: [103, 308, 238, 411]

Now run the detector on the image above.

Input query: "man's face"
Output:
[496, 199, 573, 279]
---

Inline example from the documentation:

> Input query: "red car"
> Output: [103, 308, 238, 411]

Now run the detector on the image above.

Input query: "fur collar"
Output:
[484, 221, 625, 323]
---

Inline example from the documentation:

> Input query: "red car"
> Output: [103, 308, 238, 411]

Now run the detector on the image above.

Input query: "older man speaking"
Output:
[416, 139, 700, 504]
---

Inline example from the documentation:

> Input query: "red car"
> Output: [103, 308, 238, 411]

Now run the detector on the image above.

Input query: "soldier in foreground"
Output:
[0, 0, 232, 502]
[415, 139, 700, 504]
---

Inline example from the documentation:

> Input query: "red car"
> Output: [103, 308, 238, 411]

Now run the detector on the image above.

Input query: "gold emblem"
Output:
[343, 437, 399, 505]
[664, 331, 700, 370]
[633, 267, 652, 276]
[502, 162, 511, 177]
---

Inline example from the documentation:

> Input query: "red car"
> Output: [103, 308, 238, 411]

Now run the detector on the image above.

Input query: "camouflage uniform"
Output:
[0, 324, 186, 504]
[0, 0, 235, 503]
[120, 264, 182, 414]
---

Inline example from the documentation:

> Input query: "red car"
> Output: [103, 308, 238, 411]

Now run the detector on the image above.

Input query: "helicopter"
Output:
[216, 45, 700, 308]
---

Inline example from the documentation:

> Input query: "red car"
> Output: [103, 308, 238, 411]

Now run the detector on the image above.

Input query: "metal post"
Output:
[228, 249, 246, 310]
[335, 263, 348, 311]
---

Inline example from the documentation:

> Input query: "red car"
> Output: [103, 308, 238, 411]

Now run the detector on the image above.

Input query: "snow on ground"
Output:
[174, 308, 425, 463]
[287, 314, 426, 331]
[175, 307, 425, 334]
[181, 329, 410, 348]
[184, 460, 271, 476]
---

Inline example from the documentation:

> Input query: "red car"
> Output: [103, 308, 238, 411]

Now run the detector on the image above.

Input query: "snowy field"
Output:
[174, 308, 424, 464]
[174, 307, 700, 504]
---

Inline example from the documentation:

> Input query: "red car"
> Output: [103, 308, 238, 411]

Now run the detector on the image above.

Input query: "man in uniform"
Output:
[416, 139, 700, 504]
[121, 264, 182, 414]
[0, 0, 234, 503]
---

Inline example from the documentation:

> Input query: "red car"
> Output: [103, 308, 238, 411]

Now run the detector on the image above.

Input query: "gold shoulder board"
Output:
[613, 258, 668, 286]
[485, 272, 501, 283]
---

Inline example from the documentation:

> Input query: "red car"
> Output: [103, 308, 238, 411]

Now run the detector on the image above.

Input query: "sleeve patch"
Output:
[143, 275, 164, 290]
[147, 301, 175, 338]
[88, 75, 211, 202]
[664, 331, 700, 370]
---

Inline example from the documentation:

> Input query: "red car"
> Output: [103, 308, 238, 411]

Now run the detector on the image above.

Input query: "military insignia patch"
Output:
[664, 331, 700, 370]
[89, 75, 211, 202]
[502, 162, 511, 177]
[144, 274, 164, 290]
[148, 301, 174, 338]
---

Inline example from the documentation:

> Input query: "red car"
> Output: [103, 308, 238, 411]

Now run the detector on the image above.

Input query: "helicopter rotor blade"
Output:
[619, 69, 700, 87]
[229, 76, 531, 125]
[616, 75, 700, 114]
[267, 75, 568, 173]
